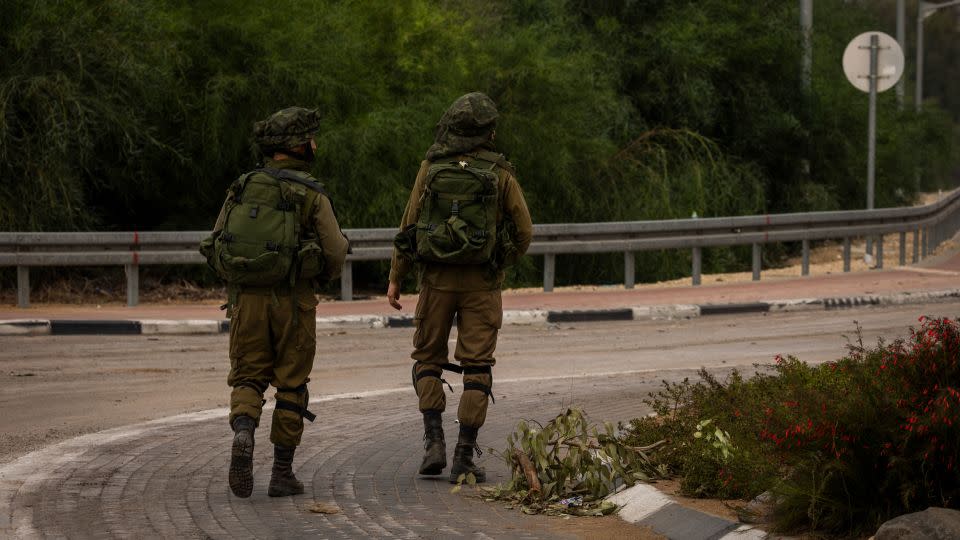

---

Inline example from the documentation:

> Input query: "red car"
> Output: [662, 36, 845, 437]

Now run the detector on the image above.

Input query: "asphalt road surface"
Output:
[2, 302, 959, 538]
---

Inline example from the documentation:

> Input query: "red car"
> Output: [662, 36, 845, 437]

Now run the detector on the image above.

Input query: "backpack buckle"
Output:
[450, 200, 460, 216]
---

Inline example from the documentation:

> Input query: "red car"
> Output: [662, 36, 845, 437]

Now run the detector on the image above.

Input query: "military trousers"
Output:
[226, 283, 317, 448]
[412, 285, 502, 428]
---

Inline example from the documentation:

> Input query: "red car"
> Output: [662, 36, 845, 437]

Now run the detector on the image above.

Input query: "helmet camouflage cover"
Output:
[425, 92, 499, 161]
[253, 107, 321, 151]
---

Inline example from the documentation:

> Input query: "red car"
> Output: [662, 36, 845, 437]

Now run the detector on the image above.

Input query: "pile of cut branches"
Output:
[482, 408, 667, 516]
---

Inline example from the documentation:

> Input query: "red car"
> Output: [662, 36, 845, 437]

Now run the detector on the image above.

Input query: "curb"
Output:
[3, 288, 959, 336]
[608, 482, 767, 539]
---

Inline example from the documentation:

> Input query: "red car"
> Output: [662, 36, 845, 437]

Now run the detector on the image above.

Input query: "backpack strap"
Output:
[257, 167, 329, 196]
[467, 150, 514, 175]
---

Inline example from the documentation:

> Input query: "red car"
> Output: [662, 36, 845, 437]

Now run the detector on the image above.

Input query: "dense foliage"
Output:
[624, 316, 960, 536]
[2, 0, 958, 287]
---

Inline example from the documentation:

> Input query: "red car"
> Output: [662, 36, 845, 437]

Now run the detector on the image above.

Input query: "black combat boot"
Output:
[268, 445, 304, 497]
[418, 411, 446, 475]
[449, 425, 486, 484]
[229, 415, 256, 498]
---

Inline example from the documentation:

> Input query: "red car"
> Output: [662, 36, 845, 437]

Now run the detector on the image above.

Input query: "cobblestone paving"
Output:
[1, 373, 661, 539]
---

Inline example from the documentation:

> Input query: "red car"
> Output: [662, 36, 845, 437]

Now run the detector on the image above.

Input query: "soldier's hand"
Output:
[387, 281, 402, 310]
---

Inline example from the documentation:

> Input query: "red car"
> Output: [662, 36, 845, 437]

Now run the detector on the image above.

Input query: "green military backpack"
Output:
[200, 168, 326, 286]
[413, 152, 500, 265]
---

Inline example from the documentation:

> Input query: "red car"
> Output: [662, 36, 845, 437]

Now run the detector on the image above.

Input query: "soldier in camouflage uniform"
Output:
[387, 92, 533, 483]
[201, 107, 349, 498]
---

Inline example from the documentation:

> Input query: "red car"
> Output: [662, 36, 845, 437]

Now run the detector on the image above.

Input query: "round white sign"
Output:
[842, 31, 904, 93]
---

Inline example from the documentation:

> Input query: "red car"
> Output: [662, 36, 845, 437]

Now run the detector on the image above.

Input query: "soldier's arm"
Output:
[388, 160, 430, 284]
[502, 173, 533, 256]
[312, 194, 350, 281]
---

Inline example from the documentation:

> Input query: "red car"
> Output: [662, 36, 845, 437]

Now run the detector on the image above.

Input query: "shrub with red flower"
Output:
[623, 316, 960, 536]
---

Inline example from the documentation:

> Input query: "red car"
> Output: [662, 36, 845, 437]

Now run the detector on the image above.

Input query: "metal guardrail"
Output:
[4, 189, 960, 307]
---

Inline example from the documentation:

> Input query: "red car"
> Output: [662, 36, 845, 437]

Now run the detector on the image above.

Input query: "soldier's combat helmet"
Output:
[253, 107, 321, 155]
[425, 92, 499, 161]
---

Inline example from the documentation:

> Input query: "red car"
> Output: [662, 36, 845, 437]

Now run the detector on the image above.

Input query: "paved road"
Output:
[3, 303, 959, 538]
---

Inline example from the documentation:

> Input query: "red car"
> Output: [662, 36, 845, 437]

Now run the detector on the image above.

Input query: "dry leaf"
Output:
[307, 502, 341, 514]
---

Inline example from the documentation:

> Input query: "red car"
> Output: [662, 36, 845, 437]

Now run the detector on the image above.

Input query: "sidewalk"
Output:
[4, 251, 958, 322]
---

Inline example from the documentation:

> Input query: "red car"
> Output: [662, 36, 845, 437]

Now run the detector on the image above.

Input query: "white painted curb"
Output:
[607, 482, 769, 539]
[632, 304, 701, 320]
[502, 310, 548, 325]
[766, 298, 822, 312]
[315, 315, 386, 329]
[607, 482, 675, 522]
[0, 320, 51, 336]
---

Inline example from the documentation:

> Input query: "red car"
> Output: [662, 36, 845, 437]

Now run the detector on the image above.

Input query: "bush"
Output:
[623, 316, 960, 536]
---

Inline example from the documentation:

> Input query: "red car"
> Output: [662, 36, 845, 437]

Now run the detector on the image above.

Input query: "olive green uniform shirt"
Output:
[389, 153, 533, 291]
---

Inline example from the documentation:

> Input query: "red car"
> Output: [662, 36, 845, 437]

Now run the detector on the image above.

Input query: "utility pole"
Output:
[896, 0, 906, 109]
[800, 0, 813, 93]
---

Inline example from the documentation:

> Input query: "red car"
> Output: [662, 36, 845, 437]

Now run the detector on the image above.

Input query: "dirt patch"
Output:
[538, 514, 664, 539]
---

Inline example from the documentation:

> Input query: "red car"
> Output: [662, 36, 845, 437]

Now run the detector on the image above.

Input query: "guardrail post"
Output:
[691, 247, 702, 286]
[751, 243, 761, 281]
[340, 261, 353, 301]
[801, 240, 810, 276]
[124, 263, 139, 307]
[843, 237, 851, 272]
[543, 254, 555, 293]
[921, 227, 928, 259]
[876, 235, 884, 269]
[913, 229, 920, 263]
[899, 231, 906, 266]
[17, 266, 29, 308]
[623, 252, 635, 290]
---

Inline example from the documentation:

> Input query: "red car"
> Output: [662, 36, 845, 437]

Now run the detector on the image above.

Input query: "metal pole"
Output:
[124, 263, 139, 307]
[916, 1, 925, 112]
[913, 228, 920, 262]
[800, 0, 813, 93]
[843, 237, 852, 272]
[624, 251, 635, 290]
[876, 235, 884, 269]
[692, 247, 702, 286]
[17, 266, 29, 308]
[801, 239, 810, 276]
[340, 261, 353, 301]
[543, 254, 555, 293]
[896, 0, 906, 109]
[899, 231, 906, 266]
[865, 34, 879, 256]
[752, 243, 762, 281]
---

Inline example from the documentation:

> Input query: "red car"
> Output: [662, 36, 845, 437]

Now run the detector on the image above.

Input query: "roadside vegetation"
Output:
[3, 0, 959, 292]
[491, 316, 960, 536]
